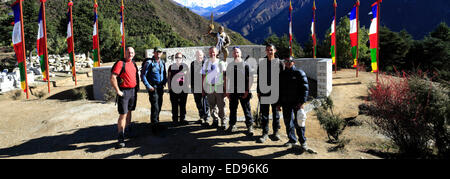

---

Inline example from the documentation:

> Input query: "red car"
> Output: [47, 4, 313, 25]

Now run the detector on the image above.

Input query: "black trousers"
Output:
[282, 105, 307, 144]
[193, 93, 210, 120]
[229, 94, 254, 128]
[170, 91, 188, 122]
[148, 86, 164, 124]
[260, 103, 281, 135]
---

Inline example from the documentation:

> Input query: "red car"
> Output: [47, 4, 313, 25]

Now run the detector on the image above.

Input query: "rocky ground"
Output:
[0, 68, 393, 159]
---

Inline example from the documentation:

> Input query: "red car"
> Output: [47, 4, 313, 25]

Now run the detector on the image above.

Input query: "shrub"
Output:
[328, 138, 351, 152]
[35, 90, 46, 99]
[103, 88, 117, 103]
[313, 97, 346, 142]
[11, 90, 22, 100]
[367, 72, 449, 158]
[408, 75, 450, 158]
[72, 88, 87, 100]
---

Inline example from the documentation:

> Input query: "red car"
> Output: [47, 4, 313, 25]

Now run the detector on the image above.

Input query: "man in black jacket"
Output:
[280, 56, 310, 151]
[256, 44, 283, 143]
[226, 47, 254, 136]
[191, 50, 210, 125]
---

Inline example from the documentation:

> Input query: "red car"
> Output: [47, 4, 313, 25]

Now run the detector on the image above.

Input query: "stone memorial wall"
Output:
[92, 47, 333, 101]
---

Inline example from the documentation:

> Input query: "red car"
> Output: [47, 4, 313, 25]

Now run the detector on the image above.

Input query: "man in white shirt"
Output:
[202, 47, 228, 130]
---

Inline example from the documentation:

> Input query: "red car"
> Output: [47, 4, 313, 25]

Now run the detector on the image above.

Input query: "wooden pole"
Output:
[376, 0, 381, 83]
[95, 0, 101, 67]
[313, 1, 316, 59]
[334, 0, 337, 74]
[69, 1, 77, 86]
[19, 0, 29, 99]
[41, 0, 50, 93]
[121, 0, 126, 59]
[289, 0, 293, 57]
[356, 0, 360, 78]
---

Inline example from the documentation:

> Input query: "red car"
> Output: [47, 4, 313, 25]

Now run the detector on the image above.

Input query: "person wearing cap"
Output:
[202, 47, 228, 130]
[226, 47, 254, 136]
[168, 52, 189, 125]
[256, 44, 283, 143]
[280, 56, 310, 151]
[141, 47, 167, 134]
[191, 50, 210, 125]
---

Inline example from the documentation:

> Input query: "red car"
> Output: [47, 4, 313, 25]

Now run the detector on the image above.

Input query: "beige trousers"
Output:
[207, 92, 228, 125]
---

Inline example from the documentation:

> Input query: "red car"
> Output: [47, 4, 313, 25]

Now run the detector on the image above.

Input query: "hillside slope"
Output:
[151, 0, 251, 46]
[0, 0, 252, 61]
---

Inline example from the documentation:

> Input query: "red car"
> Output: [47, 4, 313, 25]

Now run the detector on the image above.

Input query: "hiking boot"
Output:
[180, 120, 189, 125]
[284, 141, 297, 148]
[257, 134, 269, 143]
[226, 125, 238, 133]
[220, 123, 229, 131]
[116, 142, 125, 149]
[246, 126, 254, 137]
[301, 142, 308, 151]
[211, 121, 219, 129]
[271, 131, 281, 141]
[116, 133, 125, 149]
[195, 119, 204, 124]
[202, 122, 210, 128]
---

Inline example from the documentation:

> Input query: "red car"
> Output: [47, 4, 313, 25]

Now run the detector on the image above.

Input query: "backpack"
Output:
[111, 59, 139, 89]
[141, 58, 166, 83]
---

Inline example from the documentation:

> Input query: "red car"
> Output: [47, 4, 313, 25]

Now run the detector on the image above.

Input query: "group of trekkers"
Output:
[110, 44, 310, 154]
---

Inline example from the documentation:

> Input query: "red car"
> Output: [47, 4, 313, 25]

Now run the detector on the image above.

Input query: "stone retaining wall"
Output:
[294, 58, 333, 98]
[93, 47, 333, 100]
[93, 67, 113, 101]
[145, 45, 266, 66]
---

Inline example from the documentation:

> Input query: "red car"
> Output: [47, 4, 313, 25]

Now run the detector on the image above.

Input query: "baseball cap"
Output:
[285, 56, 295, 62]
[154, 47, 163, 52]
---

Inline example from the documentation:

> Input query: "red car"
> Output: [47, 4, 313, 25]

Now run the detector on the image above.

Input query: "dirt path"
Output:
[0, 68, 389, 159]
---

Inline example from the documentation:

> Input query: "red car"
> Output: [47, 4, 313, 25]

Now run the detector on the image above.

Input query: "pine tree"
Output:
[379, 26, 412, 72]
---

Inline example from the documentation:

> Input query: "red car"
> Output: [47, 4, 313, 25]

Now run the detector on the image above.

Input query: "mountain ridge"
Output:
[175, 0, 245, 18]
[218, 0, 450, 44]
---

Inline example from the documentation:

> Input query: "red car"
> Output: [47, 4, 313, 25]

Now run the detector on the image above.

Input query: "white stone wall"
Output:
[145, 45, 266, 66]
[93, 67, 113, 101]
[0, 69, 35, 93]
[93, 48, 333, 100]
[294, 58, 333, 98]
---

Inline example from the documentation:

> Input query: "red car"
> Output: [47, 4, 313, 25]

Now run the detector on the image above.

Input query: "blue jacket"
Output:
[280, 65, 309, 105]
[141, 57, 167, 89]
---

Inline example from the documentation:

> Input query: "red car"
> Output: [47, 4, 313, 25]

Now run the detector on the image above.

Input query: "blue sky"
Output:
[173, 0, 233, 8]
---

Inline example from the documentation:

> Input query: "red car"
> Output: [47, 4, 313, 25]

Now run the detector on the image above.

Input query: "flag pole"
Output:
[333, 0, 337, 74]
[356, 0, 360, 78]
[376, 0, 381, 82]
[313, 0, 316, 59]
[69, 1, 77, 86]
[289, 0, 293, 57]
[121, 0, 126, 59]
[18, 0, 29, 99]
[94, 0, 101, 67]
[41, 0, 50, 93]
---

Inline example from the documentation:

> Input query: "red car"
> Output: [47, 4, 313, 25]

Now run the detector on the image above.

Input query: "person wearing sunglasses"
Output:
[168, 52, 189, 126]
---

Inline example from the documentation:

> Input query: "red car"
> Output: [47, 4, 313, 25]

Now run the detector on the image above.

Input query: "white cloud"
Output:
[173, 0, 233, 8]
